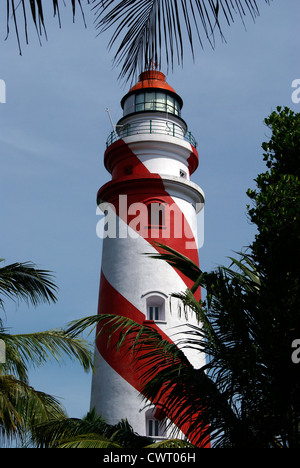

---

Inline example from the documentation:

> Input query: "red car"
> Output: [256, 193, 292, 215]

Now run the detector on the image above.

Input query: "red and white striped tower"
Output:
[91, 70, 205, 442]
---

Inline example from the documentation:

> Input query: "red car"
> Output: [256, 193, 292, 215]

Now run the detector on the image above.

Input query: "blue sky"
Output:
[0, 1, 299, 419]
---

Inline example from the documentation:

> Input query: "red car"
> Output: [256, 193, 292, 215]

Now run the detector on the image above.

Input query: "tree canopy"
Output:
[0, 258, 93, 446]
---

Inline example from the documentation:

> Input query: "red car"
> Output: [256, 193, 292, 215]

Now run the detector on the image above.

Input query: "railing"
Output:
[106, 119, 198, 149]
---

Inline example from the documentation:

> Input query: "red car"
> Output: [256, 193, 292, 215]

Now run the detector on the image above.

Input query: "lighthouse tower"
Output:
[91, 70, 205, 442]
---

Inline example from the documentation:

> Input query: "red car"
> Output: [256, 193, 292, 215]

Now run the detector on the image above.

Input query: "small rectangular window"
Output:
[149, 306, 160, 321]
[156, 92, 167, 111]
[145, 92, 156, 110]
[174, 100, 180, 116]
[148, 419, 153, 436]
[123, 95, 135, 115]
[166, 96, 175, 114]
[148, 419, 159, 437]
[135, 93, 145, 112]
[155, 420, 159, 436]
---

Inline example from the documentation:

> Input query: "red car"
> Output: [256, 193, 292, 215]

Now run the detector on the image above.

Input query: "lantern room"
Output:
[120, 70, 184, 120]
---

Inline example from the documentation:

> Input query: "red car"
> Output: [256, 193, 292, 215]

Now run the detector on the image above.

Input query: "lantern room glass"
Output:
[123, 91, 181, 117]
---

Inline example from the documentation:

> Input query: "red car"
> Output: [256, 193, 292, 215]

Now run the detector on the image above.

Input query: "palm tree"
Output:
[0, 258, 57, 309]
[5, 1, 272, 81]
[67, 243, 299, 448]
[27, 407, 194, 448]
[95, 0, 273, 81]
[0, 258, 93, 447]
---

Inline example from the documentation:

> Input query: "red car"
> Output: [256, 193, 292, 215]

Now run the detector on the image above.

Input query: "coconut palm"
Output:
[5, 1, 272, 81]
[95, 0, 272, 81]
[64, 246, 258, 447]
[67, 242, 300, 448]
[0, 258, 93, 447]
[27, 407, 194, 448]
[0, 258, 57, 311]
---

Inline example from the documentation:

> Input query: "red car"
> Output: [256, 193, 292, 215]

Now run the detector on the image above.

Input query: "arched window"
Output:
[143, 292, 167, 323]
[145, 200, 167, 229]
[145, 408, 167, 439]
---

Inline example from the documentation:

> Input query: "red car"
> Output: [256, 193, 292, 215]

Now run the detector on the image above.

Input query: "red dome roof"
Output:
[129, 70, 176, 94]
[121, 70, 183, 109]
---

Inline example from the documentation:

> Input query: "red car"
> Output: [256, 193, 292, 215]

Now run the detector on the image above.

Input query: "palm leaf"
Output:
[146, 242, 202, 283]
[225, 252, 261, 292]
[0, 328, 93, 383]
[0, 259, 58, 309]
[5, 0, 90, 55]
[94, 0, 272, 82]
[57, 434, 122, 448]
[65, 246, 268, 446]
[0, 374, 65, 442]
[4, 1, 272, 82]
[67, 312, 238, 446]
[28, 411, 152, 448]
[145, 438, 194, 448]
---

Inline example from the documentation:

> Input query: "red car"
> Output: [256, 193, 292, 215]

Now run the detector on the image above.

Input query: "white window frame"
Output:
[145, 408, 167, 439]
[148, 304, 161, 321]
[142, 292, 167, 323]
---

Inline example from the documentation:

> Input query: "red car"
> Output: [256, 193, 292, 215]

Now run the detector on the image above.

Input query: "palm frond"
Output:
[4, 1, 272, 82]
[0, 374, 65, 442]
[146, 242, 202, 283]
[29, 411, 152, 448]
[68, 312, 233, 446]
[0, 328, 93, 381]
[66, 313, 104, 336]
[57, 434, 122, 448]
[0, 259, 58, 310]
[145, 438, 194, 448]
[93, 0, 272, 82]
[225, 252, 261, 292]
[5, 0, 90, 55]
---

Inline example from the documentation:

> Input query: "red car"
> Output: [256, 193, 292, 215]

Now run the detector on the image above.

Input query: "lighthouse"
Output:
[91, 70, 205, 442]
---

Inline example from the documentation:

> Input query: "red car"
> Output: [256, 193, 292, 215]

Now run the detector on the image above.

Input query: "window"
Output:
[156, 92, 167, 111]
[145, 92, 156, 111]
[123, 92, 181, 117]
[148, 419, 160, 437]
[136, 93, 145, 112]
[166, 95, 175, 114]
[174, 99, 181, 115]
[148, 305, 161, 321]
[147, 202, 166, 228]
[145, 293, 166, 322]
[123, 94, 135, 115]
[145, 408, 167, 438]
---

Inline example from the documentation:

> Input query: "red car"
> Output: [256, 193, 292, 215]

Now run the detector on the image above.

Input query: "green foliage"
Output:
[0, 259, 58, 314]
[247, 106, 300, 276]
[29, 408, 183, 449]
[0, 258, 93, 446]
[29, 408, 194, 448]
[244, 106, 300, 447]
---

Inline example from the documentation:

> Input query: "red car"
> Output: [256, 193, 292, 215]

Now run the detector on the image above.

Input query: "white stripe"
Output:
[101, 216, 187, 314]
